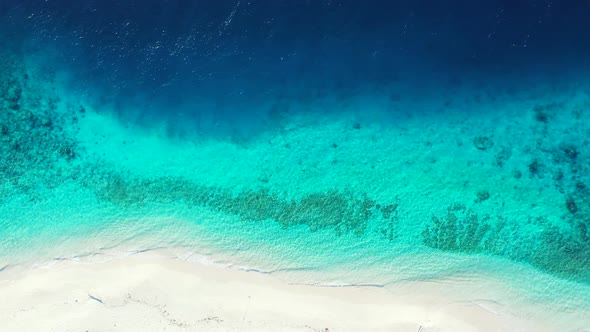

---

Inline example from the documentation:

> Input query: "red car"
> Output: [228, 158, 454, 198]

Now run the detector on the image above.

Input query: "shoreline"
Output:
[0, 250, 565, 332]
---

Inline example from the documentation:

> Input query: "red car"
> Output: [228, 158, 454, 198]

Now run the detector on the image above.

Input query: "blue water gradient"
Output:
[2, 1, 590, 326]
[4, 1, 590, 135]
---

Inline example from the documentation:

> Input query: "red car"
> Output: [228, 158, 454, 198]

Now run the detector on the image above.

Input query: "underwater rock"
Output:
[566, 196, 578, 214]
[473, 136, 494, 150]
[562, 144, 579, 160]
[533, 102, 561, 123]
[475, 190, 490, 203]
[528, 159, 541, 177]
[494, 146, 512, 167]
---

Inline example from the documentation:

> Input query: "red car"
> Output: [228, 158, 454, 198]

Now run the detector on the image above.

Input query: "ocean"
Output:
[1, 0, 590, 328]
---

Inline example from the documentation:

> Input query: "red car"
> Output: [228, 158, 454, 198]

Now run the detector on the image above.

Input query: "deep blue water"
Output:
[3, 0, 590, 135]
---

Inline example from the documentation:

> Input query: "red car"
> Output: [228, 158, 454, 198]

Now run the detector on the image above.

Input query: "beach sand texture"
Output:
[0, 252, 554, 332]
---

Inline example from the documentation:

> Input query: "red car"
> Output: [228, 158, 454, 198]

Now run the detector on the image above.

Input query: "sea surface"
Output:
[1, 1, 590, 329]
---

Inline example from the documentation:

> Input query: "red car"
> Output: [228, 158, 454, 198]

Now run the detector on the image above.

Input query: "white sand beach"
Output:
[0, 251, 553, 332]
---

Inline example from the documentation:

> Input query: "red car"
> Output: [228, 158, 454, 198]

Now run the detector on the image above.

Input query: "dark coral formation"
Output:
[94, 174, 380, 236]
[422, 204, 590, 282]
[533, 102, 563, 123]
[475, 190, 490, 203]
[0, 53, 83, 196]
[566, 196, 578, 214]
[494, 146, 512, 167]
[561, 144, 579, 160]
[376, 202, 399, 241]
[473, 136, 494, 150]
[528, 158, 542, 177]
[422, 206, 494, 253]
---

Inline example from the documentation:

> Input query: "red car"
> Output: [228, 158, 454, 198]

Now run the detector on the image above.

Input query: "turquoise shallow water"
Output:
[2, 45, 590, 328]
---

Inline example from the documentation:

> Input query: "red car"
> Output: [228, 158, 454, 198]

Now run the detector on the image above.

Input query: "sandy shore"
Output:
[0, 252, 554, 332]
